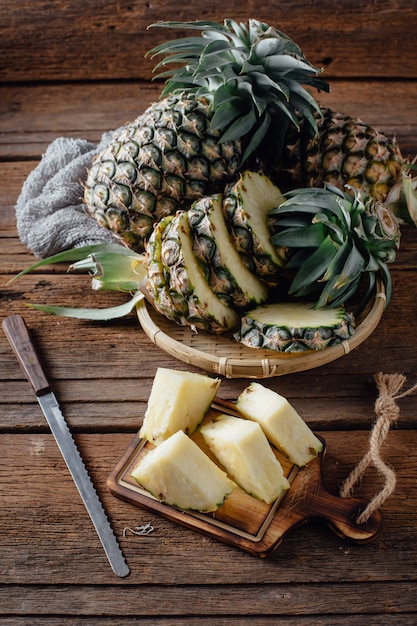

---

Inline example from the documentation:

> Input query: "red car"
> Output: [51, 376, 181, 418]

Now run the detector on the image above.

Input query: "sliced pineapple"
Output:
[223, 171, 287, 283]
[188, 194, 269, 309]
[235, 301, 355, 352]
[131, 430, 236, 512]
[236, 382, 323, 467]
[159, 211, 239, 332]
[139, 367, 220, 445]
[200, 414, 290, 504]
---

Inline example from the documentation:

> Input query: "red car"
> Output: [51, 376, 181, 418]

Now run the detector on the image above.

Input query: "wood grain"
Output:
[1, 1, 417, 622]
[1, 1, 416, 82]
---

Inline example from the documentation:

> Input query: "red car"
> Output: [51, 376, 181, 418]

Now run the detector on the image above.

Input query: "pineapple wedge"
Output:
[200, 414, 290, 504]
[139, 367, 220, 445]
[236, 382, 323, 467]
[131, 430, 236, 512]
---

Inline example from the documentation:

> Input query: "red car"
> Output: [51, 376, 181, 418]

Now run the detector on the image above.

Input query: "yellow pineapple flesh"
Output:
[236, 382, 323, 467]
[200, 414, 290, 504]
[139, 367, 220, 445]
[131, 430, 236, 512]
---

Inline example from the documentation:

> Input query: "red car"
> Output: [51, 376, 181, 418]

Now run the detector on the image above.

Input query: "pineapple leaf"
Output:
[271, 223, 325, 248]
[288, 235, 338, 295]
[25, 291, 145, 321]
[7, 243, 133, 285]
[240, 111, 271, 164]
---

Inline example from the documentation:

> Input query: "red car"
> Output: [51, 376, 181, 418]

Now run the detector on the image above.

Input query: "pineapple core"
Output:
[236, 382, 323, 467]
[201, 414, 290, 504]
[139, 368, 220, 445]
[131, 430, 236, 512]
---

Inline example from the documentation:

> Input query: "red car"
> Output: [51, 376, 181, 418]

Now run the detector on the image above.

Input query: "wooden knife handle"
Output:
[2, 314, 50, 396]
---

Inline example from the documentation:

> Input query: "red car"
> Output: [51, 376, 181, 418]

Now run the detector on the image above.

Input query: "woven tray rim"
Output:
[136, 278, 386, 379]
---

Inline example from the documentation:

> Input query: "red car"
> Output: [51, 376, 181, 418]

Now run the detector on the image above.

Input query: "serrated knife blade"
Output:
[2, 314, 130, 578]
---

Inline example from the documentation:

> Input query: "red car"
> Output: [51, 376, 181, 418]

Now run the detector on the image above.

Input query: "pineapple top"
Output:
[147, 19, 329, 165]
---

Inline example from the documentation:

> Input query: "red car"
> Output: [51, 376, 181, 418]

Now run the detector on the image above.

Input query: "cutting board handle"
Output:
[276, 442, 383, 545]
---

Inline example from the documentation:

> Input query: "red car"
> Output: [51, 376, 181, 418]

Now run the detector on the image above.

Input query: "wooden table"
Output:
[1, 2, 417, 623]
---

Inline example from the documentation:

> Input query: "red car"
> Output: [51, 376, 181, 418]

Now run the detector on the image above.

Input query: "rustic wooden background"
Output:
[1, 1, 417, 624]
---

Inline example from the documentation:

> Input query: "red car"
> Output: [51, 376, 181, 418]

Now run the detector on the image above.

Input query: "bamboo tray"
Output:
[107, 398, 382, 557]
[136, 278, 386, 379]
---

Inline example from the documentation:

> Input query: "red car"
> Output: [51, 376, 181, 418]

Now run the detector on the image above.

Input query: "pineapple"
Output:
[187, 192, 269, 309]
[236, 382, 323, 467]
[273, 107, 417, 227]
[200, 414, 290, 503]
[84, 93, 242, 252]
[19, 171, 400, 332]
[235, 302, 355, 352]
[139, 367, 220, 445]
[222, 170, 287, 283]
[131, 430, 236, 512]
[153, 210, 240, 332]
[84, 19, 328, 251]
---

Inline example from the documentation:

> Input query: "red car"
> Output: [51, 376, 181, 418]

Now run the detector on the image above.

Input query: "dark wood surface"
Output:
[1, 2, 417, 623]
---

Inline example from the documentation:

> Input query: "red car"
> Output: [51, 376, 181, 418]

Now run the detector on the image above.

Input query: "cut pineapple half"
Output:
[188, 194, 268, 309]
[139, 367, 220, 445]
[235, 301, 355, 352]
[131, 430, 236, 512]
[200, 414, 290, 504]
[236, 382, 323, 467]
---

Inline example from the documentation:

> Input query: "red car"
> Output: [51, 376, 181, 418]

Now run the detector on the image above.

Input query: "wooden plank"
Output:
[1, 582, 417, 617]
[1, 1, 416, 81]
[1, 81, 417, 160]
[0, 431, 416, 587]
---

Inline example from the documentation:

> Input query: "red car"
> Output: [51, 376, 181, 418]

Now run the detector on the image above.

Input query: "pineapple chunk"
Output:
[139, 367, 220, 445]
[200, 414, 290, 504]
[236, 382, 323, 466]
[131, 430, 236, 512]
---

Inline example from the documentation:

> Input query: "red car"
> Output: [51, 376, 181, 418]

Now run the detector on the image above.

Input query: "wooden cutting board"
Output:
[107, 399, 382, 557]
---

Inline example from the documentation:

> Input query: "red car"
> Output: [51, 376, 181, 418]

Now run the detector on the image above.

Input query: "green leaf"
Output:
[272, 223, 324, 248]
[289, 235, 338, 295]
[240, 111, 271, 163]
[210, 101, 242, 132]
[25, 291, 145, 321]
[219, 108, 257, 143]
[8, 243, 132, 285]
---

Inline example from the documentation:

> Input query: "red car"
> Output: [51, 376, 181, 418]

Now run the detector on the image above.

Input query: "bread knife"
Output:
[2, 314, 130, 578]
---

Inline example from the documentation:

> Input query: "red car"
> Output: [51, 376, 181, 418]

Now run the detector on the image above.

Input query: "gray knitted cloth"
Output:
[15, 132, 121, 259]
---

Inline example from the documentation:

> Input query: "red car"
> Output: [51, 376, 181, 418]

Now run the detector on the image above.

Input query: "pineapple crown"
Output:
[270, 185, 400, 309]
[147, 19, 329, 164]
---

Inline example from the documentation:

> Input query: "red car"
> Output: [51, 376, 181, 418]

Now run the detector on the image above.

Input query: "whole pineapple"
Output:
[83, 19, 328, 251]
[271, 107, 417, 227]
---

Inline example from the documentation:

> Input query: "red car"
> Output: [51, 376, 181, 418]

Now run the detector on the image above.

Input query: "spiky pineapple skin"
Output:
[147, 211, 239, 333]
[273, 107, 404, 204]
[84, 93, 242, 252]
[235, 302, 355, 352]
[188, 195, 268, 310]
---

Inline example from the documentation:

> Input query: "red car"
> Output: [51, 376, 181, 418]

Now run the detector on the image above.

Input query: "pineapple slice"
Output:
[139, 367, 220, 445]
[131, 430, 236, 512]
[236, 382, 323, 467]
[235, 301, 355, 352]
[223, 170, 286, 281]
[200, 414, 290, 504]
[188, 194, 268, 309]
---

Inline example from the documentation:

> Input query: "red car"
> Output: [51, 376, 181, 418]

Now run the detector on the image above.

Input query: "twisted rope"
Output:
[340, 373, 417, 524]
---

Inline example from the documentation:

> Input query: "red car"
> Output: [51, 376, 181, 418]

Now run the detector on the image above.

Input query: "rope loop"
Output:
[340, 372, 417, 524]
